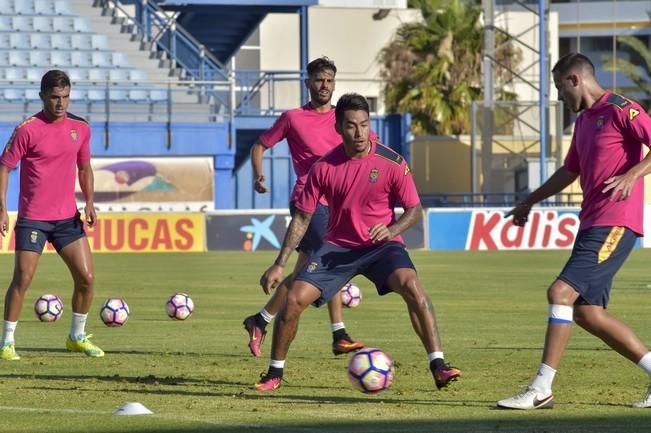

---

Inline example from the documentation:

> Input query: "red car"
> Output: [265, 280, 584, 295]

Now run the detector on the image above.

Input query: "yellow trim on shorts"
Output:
[597, 226, 625, 264]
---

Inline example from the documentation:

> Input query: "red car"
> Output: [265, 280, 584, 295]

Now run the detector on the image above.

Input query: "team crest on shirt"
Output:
[70, 129, 78, 141]
[369, 168, 379, 183]
[596, 116, 604, 130]
[29, 231, 38, 244]
[306, 262, 318, 273]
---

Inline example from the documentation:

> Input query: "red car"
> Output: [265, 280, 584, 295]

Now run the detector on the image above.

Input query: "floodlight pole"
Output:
[299, 5, 309, 105]
[539, 0, 548, 187]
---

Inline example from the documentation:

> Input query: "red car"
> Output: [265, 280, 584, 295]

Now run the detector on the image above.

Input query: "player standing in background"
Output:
[498, 53, 651, 409]
[254, 93, 461, 391]
[243, 57, 363, 358]
[0, 70, 104, 360]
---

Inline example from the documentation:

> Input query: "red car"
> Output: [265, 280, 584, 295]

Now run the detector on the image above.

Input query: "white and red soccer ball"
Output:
[347, 348, 395, 394]
[34, 294, 64, 322]
[99, 298, 130, 327]
[340, 283, 362, 308]
[166, 292, 194, 320]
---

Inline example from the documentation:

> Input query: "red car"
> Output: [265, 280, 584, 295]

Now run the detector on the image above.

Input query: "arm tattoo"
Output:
[389, 204, 423, 238]
[274, 210, 312, 267]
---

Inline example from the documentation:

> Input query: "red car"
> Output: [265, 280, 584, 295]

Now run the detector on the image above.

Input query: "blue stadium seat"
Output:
[88, 68, 108, 81]
[109, 69, 129, 81]
[51, 51, 70, 67]
[72, 17, 89, 33]
[12, 16, 33, 32]
[0, 0, 15, 14]
[25, 67, 43, 81]
[29, 50, 49, 66]
[0, 16, 11, 31]
[0, 34, 9, 48]
[9, 33, 30, 49]
[91, 51, 112, 67]
[68, 68, 88, 81]
[25, 88, 41, 101]
[70, 51, 91, 67]
[14, 0, 34, 15]
[4, 88, 25, 101]
[109, 88, 129, 101]
[129, 70, 146, 81]
[29, 33, 50, 49]
[34, 0, 56, 15]
[9, 50, 30, 66]
[91, 34, 109, 50]
[4, 68, 26, 81]
[72, 88, 88, 101]
[129, 88, 149, 102]
[52, 16, 73, 32]
[70, 33, 91, 50]
[87, 88, 107, 101]
[54, 1, 73, 16]
[50, 33, 70, 48]
[33, 16, 54, 32]
[112, 52, 129, 68]
[149, 89, 168, 101]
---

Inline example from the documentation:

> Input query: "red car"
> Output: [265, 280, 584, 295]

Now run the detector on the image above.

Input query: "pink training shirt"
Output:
[1, 111, 91, 221]
[564, 91, 651, 235]
[259, 103, 378, 204]
[296, 141, 420, 248]
[260, 104, 341, 204]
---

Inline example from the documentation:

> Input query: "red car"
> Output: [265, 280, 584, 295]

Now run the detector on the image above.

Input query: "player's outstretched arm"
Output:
[0, 164, 9, 237]
[505, 166, 578, 226]
[259, 210, 313, 294]
[250, 141, 269, 194]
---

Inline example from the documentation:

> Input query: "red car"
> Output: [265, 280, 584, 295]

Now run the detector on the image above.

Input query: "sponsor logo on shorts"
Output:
[29, 231, 38, 244]
[306, 262, 318, 273]
[369, 168, 379, 183]
[598, 226, 625, 263]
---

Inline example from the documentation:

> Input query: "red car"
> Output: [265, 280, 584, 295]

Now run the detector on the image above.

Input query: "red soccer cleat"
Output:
[243, 315, 266, 358]
[433, 364, 462, 389]
[332, 338, 364, 355]
[254, 374, 282, 391]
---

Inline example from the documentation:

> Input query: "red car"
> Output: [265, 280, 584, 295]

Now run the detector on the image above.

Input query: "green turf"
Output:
[0, 250, 650, 432]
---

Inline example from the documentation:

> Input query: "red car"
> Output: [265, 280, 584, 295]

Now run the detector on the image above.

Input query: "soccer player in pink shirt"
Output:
[0, 70, 104, 360]
[254, 93, 461, 391]
[498, 53, 651, 409]
[243, 57, 363, 358]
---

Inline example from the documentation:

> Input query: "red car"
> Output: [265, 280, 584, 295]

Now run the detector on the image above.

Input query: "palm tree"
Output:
[380, 0, 519, 135]
[602, 22, 651, 111]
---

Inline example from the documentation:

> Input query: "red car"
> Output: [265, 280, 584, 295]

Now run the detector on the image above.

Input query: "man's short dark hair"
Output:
[307, 57, 337, 78]
[552, 52, 595, 76]
[40, 69, 71, 94]
[335, 93, 370, 125]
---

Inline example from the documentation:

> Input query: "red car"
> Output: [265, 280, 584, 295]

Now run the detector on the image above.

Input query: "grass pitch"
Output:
[0, 249, 650, 432]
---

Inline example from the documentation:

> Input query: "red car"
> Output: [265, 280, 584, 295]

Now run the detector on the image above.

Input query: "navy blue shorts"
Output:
[289, 201, 328, 255]
[558, 226, 637, 307]
[14, 213, 86, 254]
[294, 241, 415, 307]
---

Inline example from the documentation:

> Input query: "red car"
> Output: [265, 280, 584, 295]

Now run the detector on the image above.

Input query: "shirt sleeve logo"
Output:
[629, 108, 640, 121]
[369, 168, 379, 183]
[404, 165, 411, 176]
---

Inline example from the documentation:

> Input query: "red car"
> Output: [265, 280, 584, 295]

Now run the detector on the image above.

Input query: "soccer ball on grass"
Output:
[34, 294, 63, 322]
[100, 298, 130, 327]
[347, 348, 395, 393]
[166, 292, 194, 320]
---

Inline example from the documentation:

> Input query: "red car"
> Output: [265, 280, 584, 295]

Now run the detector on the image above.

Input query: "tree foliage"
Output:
[380, 0, 520, 135]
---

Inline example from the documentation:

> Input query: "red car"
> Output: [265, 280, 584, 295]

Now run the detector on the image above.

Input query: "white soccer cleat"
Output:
[632, 385, 651, 408]
[497, 386, 554, 410]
